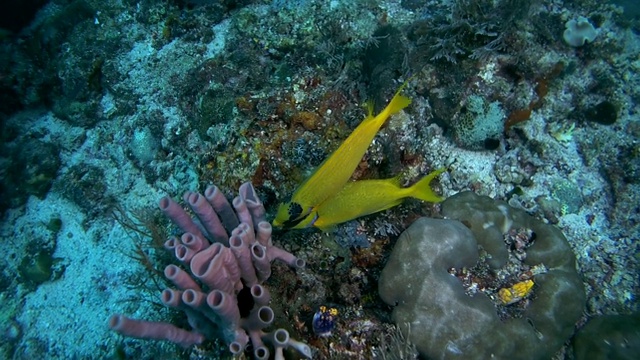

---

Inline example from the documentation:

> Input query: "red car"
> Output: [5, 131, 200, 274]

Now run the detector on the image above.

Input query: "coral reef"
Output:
[0, 0, 638, 359]
[407, 0, 533, 63]
[110, 182, 311, 359]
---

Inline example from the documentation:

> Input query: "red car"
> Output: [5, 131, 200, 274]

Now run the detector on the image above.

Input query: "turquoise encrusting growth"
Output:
[0, 0, 638, 359]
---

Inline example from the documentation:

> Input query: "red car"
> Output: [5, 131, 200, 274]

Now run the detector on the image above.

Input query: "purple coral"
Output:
[109, 182, 311, 359]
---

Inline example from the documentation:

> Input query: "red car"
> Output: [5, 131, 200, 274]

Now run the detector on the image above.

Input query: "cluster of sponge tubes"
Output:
[109, 182, 312, 360]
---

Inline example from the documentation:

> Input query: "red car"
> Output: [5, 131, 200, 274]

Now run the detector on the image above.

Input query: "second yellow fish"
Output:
[290, 168, 446, 231]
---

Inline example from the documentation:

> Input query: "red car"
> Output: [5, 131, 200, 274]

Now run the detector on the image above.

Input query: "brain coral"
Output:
[378, 191, 585, 359]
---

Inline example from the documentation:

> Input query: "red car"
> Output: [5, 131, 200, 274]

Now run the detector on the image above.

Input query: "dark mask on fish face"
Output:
[288, 202, 302, 219]
[282, 202, 310, 228]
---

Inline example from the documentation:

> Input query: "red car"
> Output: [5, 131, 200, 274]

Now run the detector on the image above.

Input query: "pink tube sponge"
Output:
[109, 182, 311, 358]
[109, 315, 204, 348]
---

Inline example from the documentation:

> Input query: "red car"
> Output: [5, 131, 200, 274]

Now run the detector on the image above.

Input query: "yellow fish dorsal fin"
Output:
[407, 168, 447, 203]
[365, 99, 375, 118]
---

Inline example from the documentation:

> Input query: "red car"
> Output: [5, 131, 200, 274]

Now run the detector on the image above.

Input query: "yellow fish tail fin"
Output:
[373, 81, 412, 121]
[409, 168, 447, 203]
[385, 80, 413, 115]
[385, 92, 411, 117]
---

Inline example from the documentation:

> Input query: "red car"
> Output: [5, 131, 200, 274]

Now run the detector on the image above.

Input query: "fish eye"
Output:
[289, 202, 302, 219]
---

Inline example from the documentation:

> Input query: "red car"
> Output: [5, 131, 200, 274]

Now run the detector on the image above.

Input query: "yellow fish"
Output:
[273, 83, 412, 228]
[290, 168, 446, 231]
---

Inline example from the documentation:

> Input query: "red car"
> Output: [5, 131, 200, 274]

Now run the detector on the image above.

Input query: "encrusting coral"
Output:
[109, 182, 312, 359]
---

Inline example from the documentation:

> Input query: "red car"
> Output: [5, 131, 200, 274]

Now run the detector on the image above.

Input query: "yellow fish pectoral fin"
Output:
[282, 212, 312, 229]
[289, 210, 319, 230]
[409, 168, 447, 203]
